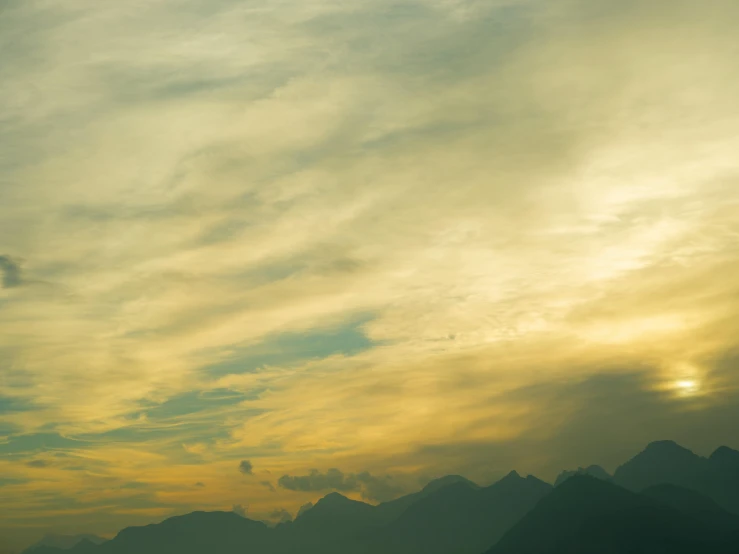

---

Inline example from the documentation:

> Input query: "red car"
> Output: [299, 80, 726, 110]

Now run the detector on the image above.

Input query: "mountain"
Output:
[97, 511, 271, 554]
[375, 470, 552, 554]
[554, 465, 611, 487]
[613, 441, 739, 514]
[486, 475, 739, 554]
[23, 472, 547, 554]
[642, 483, 739, 531]
[274, 492, 384, 554]
[23, 535, 106, 553]
[374, 475, 480, 523]
[25, 540, 106, 554]
[24, 442, 739, 554]
[613, 440, 710, 491]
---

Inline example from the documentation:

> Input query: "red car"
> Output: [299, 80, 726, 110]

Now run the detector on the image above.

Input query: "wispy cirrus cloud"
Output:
[1, 0, 738, 549]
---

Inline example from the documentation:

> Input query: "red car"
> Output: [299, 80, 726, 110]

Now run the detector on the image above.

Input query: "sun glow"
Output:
[672, 379, 701, 397]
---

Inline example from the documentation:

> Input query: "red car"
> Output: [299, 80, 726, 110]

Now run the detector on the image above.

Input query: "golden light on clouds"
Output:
[1, 0, 739, 549]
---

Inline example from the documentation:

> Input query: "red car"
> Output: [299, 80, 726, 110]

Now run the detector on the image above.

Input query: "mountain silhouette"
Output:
[23, 535, 106, 554]
[87, 511, 270, 554]
[614, 440, 710, 491]
[554, 465, 612, 487]
[373, 475, 479, 523]
[21, 441, 739, 554]
[614, 441, 739, 514]
[21, 472, 547, 554]
[486, 475, 739, 554]
[375, 470, 552, 554]
[273, 492, 385, 554]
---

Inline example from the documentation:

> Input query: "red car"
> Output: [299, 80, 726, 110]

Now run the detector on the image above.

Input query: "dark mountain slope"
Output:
[614, 441, 739, 514]
[99, 511, 271, 554]
[374, 475, 479, 523]
[554, 465, 612, 487]
[23, 534, 107, 553]
[376, 471, 552, 554]
[487, 475, 739, 554]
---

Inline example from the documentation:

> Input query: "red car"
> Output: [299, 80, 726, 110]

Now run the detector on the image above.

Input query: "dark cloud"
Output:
[260, 480, 276, 492]
[267, 508, 292, 523]
[277, 468, 403, 502]
[232, 504, 247, 518]
[278, 468, 356, 493]
[0, 255, 21, 288]
[0, 477, 28, 487]
[355, 471, 404, 502]
[238, 460, 253, 475]
[194, 482, 205, 488]
[120, 482, 148, 490]
[26, 459, 50, 468]
[296, 502, 314, 518]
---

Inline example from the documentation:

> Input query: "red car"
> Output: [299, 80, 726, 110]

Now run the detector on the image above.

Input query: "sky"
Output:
[1, 0, 739, 550]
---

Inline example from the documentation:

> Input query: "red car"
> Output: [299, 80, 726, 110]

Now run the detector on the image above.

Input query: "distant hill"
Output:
[374, 475, 480, 524]
[554, 465, 612, 487]
[614, 441, 739, 514]
[22, 535, 106, 554]
[82, 512, 270, 554]
[373, 470, 552, 554]
[486, 475, 739, 554]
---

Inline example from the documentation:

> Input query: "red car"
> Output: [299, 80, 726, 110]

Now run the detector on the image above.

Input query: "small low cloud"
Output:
[260, 480, 276, 492]
[0, 477, 28, 487]
[194, 482, 206, 488]
[278, 468, 354, 492]
[356, 471, 404, 502]
[278, 468, 403, 502]
[239, 460, 253, 475]
[268, 508, 292, 523]
[232, 504, 247, 518]
[297, 502, 314, 518]
[26, 460, 50, 468]
[0, 255, 22, 288]
[120, 482, 148, 490]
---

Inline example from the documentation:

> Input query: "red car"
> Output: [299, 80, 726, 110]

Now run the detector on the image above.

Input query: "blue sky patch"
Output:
[204, 314, 378, 378]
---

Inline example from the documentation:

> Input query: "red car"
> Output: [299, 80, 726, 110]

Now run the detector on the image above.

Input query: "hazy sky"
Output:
[1, 0, 739, 549]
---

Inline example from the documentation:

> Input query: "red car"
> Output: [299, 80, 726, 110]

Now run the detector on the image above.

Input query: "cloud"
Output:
[232, 504, 247, 518]
[278, 468, 356, 493]
[25, 460, 50, 468]
[260, 480, 276, 492]
[267, 508, 292, 523]
[0, 255, 21, 288]
[238, 460, 253, 475]
[277, 468, 403, 501]
[0, 0, 738, 546]
[194, 482, 205, 488]
[355, 471, 404, 502]
[296, 502, 314, 518]
[0, 478, 28, 487]
[120, 481, 148, 490]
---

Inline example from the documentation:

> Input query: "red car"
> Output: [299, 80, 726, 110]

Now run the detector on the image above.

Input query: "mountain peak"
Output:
[308, 492, 375, 516]
[613, 440, 708, 493]
[645, 440, 690, 453]
[710, 445, 739, 461]
[501, 470, 522, 481]
[421, 474, 479, 494]
[555, 465, 612, 487]
[314, 492, 353, 507]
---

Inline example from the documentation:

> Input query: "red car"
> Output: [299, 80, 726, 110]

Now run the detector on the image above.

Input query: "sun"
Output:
[673, 379, 700, 397]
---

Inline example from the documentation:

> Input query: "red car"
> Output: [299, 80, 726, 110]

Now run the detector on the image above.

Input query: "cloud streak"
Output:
[0, 256, 21, 288]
